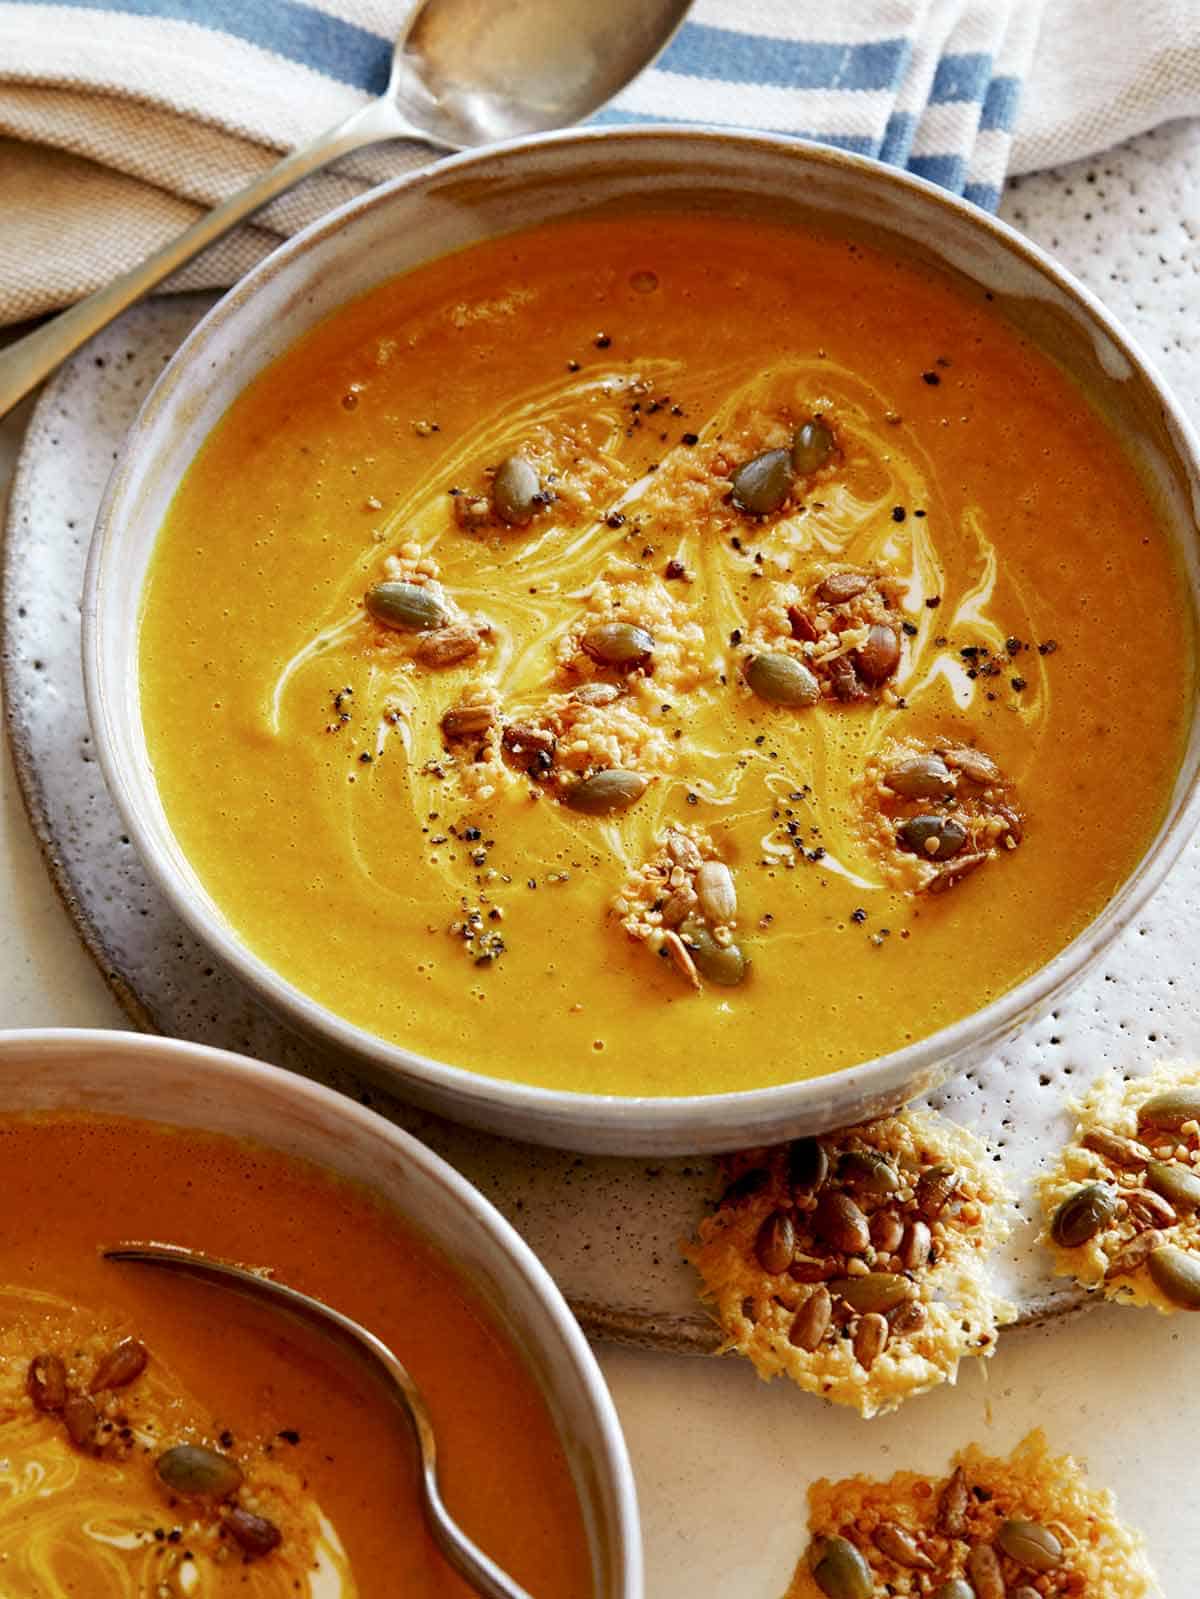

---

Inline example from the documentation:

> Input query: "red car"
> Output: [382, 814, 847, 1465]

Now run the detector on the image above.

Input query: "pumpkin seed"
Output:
[1137, 1088, 1200, 1132]
[995, 1519, 1063, 1572]
[926, 852, 987, 894]
[965, 1543, 1005, 1599]
[870, 1210, 905, 1253]
[872, 1522, 933, 1569]
[817, 571, 870, 604]
[89, 1337, 148, 1394]
[730, 448, 792, 515]
[580, 621, 654, 669]
[886, 754, 955, 800]
[791, 418, 836, 476]
[813, 1191, 870, 1253]
[224, 1505, 283, 1559]
[1051, 1182, 1117, 1247]
[855, 622, 900, 684]
[828, 655, 866, 702]
[696, 861, 737, 925]
[789, 1256, 835, 1283]
[754, 1209, 796, 1275]
[502, 723, 556, 774]
[937, 1467, 970, 1537]
[916, 1163, 960, 1218]
[829, 1273, 915, 1314]
[901, 1220, 932, 1271]
[1125, 1188, 1177, 1229]
[680, 920, 748, 986]
[931, 1583, 976, 1599]
[492, 454, 543, 526]
[809, 1536, 873, 1599]
[364, 581, 446, 632]
[1148, 1242, 1200, 1308]
[63, 1394, 99, 1451]
[1081, 1127, 1153, 1168]
[156, 1444, 244, 1500]
[788, 1138, 829, 1194]
[662, 930, 700, 990]
[27, 1353, 67, 1412]
[853, 1312, 889, 1370]
[941, 744, 1001, 784]
[888, 1297, 928, 1334]
[573, 681, 621, 706]
[744, 651, 821, 707]
[414, 624, 480, 667]
[789, 1285, 832, 1350]
[1105, 1229, 1163, 1279]
[1147, 1160, 1200, 1210]
[440, 703, 495, 740]
[897, 814, 967, 861]
[837, 1149, 899, 1197]
[564, 769, 647, 815]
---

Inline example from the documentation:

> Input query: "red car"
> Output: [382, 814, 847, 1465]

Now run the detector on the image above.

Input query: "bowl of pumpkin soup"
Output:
[84, 129, 1200, 1154]
[0, 1028, 640, 1596]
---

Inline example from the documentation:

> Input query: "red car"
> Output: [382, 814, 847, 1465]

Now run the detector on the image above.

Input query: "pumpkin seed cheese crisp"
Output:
[1039, 1060, 1200, 1312]
[786, 1431, 1158, 1599]
[683, 1108, 1014, 1417]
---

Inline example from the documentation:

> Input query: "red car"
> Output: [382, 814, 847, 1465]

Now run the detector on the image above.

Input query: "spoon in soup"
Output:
[0, 0, 691, 417]
[104, 1242, 537, 1599]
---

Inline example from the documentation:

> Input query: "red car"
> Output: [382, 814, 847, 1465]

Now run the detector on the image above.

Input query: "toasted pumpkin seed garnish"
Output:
[364, 581, 447, 632]
[730, 447, 792, 515]
[564, 769, 648, 815]
[744, 651, 821, 707]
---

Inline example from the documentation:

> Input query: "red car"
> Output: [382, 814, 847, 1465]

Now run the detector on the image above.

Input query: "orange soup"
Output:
[0, 1113, 592, 1596]
[139, 214, 1193, 1097]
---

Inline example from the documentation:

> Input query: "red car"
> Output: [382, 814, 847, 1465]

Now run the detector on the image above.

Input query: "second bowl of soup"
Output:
[85, 130, 1200, 1153]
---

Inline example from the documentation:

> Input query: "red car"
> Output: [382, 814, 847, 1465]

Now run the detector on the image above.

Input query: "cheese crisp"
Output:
[787, 1430, 1157, 1599]
[1040, 1061, 1200, 1312]
[684, 1108, 1013, 1416]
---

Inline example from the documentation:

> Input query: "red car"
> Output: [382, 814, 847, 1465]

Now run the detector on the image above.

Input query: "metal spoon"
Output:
[0, 0, 690, 417]
[104, 1241, 537, 1599]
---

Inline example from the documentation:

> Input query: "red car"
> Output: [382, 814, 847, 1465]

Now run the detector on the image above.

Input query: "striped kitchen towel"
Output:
[1, 0, 1199, 323]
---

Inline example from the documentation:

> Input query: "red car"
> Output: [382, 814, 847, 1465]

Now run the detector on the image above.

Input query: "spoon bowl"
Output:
[105, 1240, 534, 1599]
[393, 0, 691, 147]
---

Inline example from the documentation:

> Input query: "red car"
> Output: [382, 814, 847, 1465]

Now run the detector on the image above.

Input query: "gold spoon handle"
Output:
[0, 92, 434, 420]
[104, 1243, 537, 1599]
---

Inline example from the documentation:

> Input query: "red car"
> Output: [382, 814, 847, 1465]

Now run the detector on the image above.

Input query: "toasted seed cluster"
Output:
[787, 1431, 1157, 1599]
[683, 1108, 1013, 1416]
[616, 826, 746, 990]
[556, 558, 709, 695]
[860, 735, 1023, 895]
[744, 568, 907, 709]
[1039, 1060, 1200, 1312]
[366, 545, 492, 671]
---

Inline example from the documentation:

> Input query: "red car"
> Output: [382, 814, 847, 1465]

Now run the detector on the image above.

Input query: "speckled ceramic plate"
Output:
[7, 132, 1200, 1347]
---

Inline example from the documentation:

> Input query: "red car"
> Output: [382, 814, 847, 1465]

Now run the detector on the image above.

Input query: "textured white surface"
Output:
[1, 119, 1199, 1592]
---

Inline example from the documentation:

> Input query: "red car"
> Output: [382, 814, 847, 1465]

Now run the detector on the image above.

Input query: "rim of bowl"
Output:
[82, 124, 1200, 1151]
[0, 1025, 644, 1596]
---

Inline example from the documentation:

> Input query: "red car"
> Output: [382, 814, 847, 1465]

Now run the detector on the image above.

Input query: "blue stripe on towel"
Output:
[963, 181, 1002, 210]
[658, 24, 909, 94]
[18, 0, 390, 92]
[929, 52, 993, 105]
[980, 76, 1021, 132]
[908, 152, 968, 193]
[589, 105, 879, 156]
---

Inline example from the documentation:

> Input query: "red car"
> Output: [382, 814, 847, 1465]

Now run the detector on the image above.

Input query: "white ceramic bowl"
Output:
[0, 1028, 642, 1597]
[84, 128, 1200, 1154]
